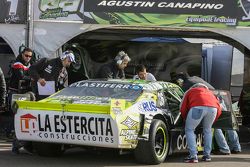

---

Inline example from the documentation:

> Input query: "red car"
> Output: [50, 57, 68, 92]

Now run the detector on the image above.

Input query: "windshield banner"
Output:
[83, 0, 250, 28]
[0, 0, 27, 24]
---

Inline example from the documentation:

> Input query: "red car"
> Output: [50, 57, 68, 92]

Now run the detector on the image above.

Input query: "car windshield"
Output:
[51, 81, 143, 102]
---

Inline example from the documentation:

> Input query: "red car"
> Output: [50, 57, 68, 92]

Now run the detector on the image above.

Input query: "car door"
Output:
[162, 84, 184, 128]
[164, 86, 238, 130]
[212, 90, 239, 130]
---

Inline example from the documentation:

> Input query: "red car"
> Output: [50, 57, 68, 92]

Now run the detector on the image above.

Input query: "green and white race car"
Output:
[14, 79, 237, 164]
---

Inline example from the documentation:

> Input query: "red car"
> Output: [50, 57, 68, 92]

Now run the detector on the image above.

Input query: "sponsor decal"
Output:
[83, 0, 250, 27]
[110, 99, 125, 117]
[176, 134, 187, 150]
[120, 129, 137, 141]
[129, 85, 143, 90]
[52, 95, 110, 104]
[114, 100, 121, 106]
[186, 16, 237, 26]
[0, 0, 27, 24]
[20, 114, 38, 134]
[176, 134, 203, 150]
[138, 101, 157, 112]
[70, 81, 142, 91]
[71, 82, 132, 89]
[121, 116, 138, 129]
[40, 7, 69, 19]
[19, 113, 114, 144]
[157, 92, 165, 107]
[44, 65, 52, 74]
[112, 107, 122, 115]
[38, 0, 83, 19]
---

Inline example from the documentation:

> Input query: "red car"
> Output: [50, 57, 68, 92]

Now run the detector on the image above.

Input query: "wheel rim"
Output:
[155, 127, 167, 157]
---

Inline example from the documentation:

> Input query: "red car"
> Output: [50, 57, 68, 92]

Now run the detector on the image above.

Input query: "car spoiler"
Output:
[15, 101, 110, 114]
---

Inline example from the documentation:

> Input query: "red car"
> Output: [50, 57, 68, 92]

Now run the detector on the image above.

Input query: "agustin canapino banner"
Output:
[0, 0, 27, 24]
[83, 0, 250, 28]
[84, 0, 236, 16]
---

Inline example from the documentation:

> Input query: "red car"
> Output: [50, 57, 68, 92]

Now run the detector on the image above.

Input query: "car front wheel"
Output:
[134, 119, 169, 164]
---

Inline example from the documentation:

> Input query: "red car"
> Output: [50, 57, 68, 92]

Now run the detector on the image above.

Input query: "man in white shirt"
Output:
[133, 65, 156, 81]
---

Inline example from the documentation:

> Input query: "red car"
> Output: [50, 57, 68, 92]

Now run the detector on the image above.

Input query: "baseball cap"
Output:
[60, 50, 76, 63]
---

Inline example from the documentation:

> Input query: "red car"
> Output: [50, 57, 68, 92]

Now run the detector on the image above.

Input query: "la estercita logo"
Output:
[19, 113, 115, 144]
[20, 113, 38, 134]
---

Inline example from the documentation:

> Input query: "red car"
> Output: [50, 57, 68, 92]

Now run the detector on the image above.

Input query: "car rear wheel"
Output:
[134, 119, 169, 164]
[33, 142, 64, 157]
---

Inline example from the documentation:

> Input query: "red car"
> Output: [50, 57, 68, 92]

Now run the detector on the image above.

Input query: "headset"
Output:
[117, 59, 123, 65]
[115, 51, 131, 65]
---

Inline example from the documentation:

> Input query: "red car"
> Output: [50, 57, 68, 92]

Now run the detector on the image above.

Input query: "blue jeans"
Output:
[214, 129, 241, 153]
[214, 129, 230, 153]
[185, 106, 217, 157]
[227, 130, 241, 151]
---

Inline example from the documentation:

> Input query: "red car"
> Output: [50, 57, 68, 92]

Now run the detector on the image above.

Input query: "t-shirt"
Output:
[133, 73, 156, 81]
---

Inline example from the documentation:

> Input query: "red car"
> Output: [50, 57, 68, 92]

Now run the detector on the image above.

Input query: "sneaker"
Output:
[202, 155, 211, 162]
[212, 150, 230, 155]
[184, 155, 198, 163]
[11, 139, 21, 154]
[12, 146, 20, 154]
[231, 150, 241, 154]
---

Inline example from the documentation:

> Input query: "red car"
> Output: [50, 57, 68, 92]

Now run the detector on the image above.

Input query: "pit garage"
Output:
[58, 27, 246, 102]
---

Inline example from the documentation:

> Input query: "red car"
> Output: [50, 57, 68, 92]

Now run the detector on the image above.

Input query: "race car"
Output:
[14, 79, 237, 164]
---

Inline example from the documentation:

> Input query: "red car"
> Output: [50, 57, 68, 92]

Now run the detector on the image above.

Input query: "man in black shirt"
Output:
[9, 47, 33, 93]
[172, 72, 214, 91]
[29, 50, 75, 100]
[96, 51, 131, 79]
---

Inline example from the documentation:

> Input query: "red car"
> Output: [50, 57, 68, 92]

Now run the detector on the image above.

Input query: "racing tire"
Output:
[33, 142, 64, 157]
[134, 119, 169, 165]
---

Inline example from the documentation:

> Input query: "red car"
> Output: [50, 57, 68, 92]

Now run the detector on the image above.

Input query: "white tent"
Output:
[0, 24, 26, 56]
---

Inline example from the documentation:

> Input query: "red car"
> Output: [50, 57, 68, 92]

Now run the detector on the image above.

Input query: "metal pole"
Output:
[27, 0, 34, 48]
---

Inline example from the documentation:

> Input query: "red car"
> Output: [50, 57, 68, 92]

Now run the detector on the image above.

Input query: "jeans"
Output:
[214, 129, 241, 152]
[227, 130, 241, 151]
[185, 106, 217, 157]
[5, 90, 16, 135]
[214, 129, 230, 153]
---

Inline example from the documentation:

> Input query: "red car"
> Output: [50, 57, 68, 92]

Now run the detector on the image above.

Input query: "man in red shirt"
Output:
[180, 83, 221, 163]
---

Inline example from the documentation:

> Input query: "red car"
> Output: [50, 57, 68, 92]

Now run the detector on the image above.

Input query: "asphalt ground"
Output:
[1, 114, 250, 167]
[0, 139, 250, 167]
